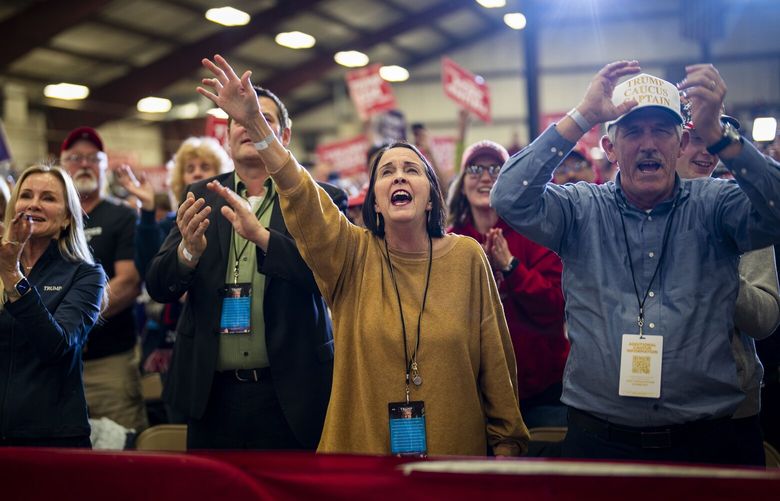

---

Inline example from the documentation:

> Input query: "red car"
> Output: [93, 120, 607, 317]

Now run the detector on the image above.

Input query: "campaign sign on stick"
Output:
[442, 57, 491, 123]
[316, 135, 369, 181]
[346, 65, 397, 120]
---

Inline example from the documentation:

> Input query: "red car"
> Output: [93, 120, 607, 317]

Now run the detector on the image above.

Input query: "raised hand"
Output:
[114, 164, 155, 211]
[677, 64, 727, 146]
[207, 180, 268, 246]
[197, 54, 261, 131]
[576, 60, 642, 126]
[176, 192, 210, 262]
[0, 212, 32, 274]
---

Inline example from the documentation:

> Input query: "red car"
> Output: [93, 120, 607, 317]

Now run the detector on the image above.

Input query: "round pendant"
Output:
[412, 374, 423, 386]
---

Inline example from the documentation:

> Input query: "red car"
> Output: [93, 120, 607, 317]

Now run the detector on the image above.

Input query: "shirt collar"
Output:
[235, 174, 275, 200]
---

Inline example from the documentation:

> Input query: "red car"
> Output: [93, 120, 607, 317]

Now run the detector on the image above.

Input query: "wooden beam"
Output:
[265, 0, 466, 97]
[0, 0, 114, 70]
[47, 0, 325, 131]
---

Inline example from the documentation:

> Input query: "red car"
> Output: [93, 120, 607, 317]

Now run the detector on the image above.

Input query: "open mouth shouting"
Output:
[636, 159, 663, 173]
[391, 189, 412, 206]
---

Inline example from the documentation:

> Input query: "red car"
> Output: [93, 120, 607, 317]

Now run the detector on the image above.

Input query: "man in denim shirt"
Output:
[491, 60, 780, 464]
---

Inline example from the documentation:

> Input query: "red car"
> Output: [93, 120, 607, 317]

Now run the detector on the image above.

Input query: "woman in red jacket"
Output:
[448, 140, 568, 428]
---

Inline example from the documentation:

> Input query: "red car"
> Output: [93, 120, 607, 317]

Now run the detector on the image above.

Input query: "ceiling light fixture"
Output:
[137, 97, 172, 113]
[504, 13, 527, 30]
[379, 65, 409, 82]
[205, 6, 250, 27]
[275, 31, 316, 49]
[476, 0, 506, 8]
[43, 83, 89, 100]
[334, 51, 369, 68]
[172, 103, 201, 119]
[752, 117, 777, 142]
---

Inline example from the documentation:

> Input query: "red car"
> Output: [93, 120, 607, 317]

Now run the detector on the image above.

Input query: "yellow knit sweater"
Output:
[277, 159, 529, 456]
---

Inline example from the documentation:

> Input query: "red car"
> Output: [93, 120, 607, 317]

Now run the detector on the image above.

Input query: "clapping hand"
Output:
[176, 193, 210, 263]
[0, 212, 32, 274]
[483, 228, 513, 272]
[207, 180, 268, 246]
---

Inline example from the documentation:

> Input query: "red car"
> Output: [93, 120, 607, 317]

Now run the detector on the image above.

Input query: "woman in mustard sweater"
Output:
[197, 55, 528, 456]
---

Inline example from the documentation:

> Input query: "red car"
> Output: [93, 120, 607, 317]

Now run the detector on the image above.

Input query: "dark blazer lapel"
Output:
[215, 171, 235, 264]
[263, 195, 285, 293]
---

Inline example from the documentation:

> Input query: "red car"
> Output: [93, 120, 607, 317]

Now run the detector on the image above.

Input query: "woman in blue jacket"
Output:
[0, 165, 106, 447]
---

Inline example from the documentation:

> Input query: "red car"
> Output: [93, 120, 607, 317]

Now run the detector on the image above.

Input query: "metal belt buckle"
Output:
[640, 430, 672, 449]
[234, 369, 259, 382]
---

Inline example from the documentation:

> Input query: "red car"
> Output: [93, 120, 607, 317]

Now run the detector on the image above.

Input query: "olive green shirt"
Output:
[216, 176, 276, 370]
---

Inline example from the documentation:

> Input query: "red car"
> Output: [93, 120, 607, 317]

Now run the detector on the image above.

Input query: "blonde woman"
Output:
[0, 165, 106, 447]
[170, 136, 232, 205]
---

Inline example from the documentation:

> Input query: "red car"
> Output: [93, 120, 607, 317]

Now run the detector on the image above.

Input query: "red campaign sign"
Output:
[345, 65, 397, 120]
[441, 57, 491, 123]
[429, 136, 456, 179]
[205, 115, 229, 149]
[316, 135, 369, 179]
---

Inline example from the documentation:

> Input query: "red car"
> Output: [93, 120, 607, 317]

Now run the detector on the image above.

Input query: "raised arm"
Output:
[679, 64, 780, 249]
[197, 54, 362, 302]
[490, 61, 641, 253]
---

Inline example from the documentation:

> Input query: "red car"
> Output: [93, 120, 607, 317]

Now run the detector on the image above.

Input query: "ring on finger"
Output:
[709, 80, 717, 90]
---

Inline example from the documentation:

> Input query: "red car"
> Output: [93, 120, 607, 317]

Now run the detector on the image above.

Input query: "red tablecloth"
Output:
[1, 448, 778, 501]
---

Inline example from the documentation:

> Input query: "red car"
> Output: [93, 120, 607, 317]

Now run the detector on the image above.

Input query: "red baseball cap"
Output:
[461, 140, 509, 171]
[348, 184, 368, 208]
[61, 127, 104, 152]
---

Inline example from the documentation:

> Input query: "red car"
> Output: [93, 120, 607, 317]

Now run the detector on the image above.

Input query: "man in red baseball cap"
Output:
[60, 126, 146, 432]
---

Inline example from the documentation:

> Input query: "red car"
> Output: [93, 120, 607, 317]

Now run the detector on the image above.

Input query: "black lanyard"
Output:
[231, 192, 275, 283]
[383, 236, 433, 403]
[615, 194, 678, 338]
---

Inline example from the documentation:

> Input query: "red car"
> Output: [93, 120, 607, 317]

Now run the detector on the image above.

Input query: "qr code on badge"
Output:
[632, 355, 651, 374]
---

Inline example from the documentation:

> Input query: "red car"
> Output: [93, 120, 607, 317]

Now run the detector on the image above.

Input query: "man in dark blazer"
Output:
[146, 86, 344, 450]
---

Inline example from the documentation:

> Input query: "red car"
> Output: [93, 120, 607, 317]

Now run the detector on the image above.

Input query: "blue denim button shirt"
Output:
[491, 125, 780, 426]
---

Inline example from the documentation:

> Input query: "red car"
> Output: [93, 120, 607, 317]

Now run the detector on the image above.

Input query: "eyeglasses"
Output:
[465, 164, 501, 178]
[63, 153, 104, 165]
[555, 161, 589, 175]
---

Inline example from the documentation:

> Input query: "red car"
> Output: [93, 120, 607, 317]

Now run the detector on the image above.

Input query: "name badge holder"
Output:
[219, 282, 252, 334]
[388, 400, 427, 457]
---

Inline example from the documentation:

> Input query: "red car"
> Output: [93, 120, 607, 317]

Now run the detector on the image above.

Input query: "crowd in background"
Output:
[0, 56, 778, 468]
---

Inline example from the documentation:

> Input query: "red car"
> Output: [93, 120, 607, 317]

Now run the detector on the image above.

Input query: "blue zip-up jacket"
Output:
[0, 241, 106, 439]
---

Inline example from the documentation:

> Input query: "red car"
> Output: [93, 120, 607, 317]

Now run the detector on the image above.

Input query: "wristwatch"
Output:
[6, 276, 31, 302]
[501, 257, 519, 278]
[706, 123, 742, 156]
